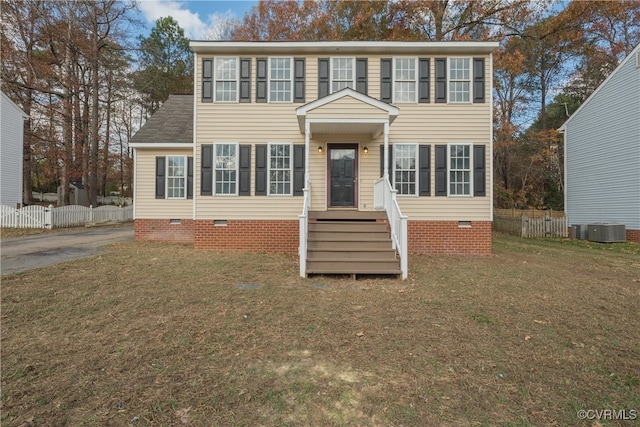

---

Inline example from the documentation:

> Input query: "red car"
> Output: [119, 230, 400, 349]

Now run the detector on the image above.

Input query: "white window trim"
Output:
[166, 155, 187, 200]
[268, 57, 293, 103]
[447, 143, 473, 197]
[330, 57, 356, 94]
[214, 57, 239, 103]
[448, 57, 472, 104]
[392, 143, 419, 197]
[267, 142, 293, 196]
[214, 142, 239, 196]
[392, 57, 418, 104]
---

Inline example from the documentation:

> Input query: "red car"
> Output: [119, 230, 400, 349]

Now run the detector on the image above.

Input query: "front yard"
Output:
[1, 234, 638, 426]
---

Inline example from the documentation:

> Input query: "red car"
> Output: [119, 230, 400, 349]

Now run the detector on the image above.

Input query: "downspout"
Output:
[489, 51, 494, 222]
[192, 52, 197, 221]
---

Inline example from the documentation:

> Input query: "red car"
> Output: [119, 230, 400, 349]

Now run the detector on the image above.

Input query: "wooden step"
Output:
[307, 248, 397, 260]
[308, 221, 388, 233]
[304, 210, 400, 277]
[307, 239, 393, 250]
[309, 210, 387, 221]
[306, 259, 402, 275]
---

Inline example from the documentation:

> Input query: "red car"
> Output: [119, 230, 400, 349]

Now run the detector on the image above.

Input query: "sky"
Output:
[137, 0, 258, 39]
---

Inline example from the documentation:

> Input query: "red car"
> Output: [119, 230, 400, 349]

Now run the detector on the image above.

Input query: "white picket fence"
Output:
[1, 204, 133, 229]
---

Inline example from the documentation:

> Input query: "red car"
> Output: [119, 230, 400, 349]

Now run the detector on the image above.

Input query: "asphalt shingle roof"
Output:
[130, 94, 193, 144]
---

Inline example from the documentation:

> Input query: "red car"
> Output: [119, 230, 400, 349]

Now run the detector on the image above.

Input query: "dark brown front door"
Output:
[328, 144, 357, 208]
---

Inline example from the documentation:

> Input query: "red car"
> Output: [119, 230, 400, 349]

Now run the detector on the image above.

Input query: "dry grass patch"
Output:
[2, 234, 639, 426]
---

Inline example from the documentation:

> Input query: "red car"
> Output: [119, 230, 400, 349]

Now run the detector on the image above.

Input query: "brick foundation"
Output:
[407, 221, 492, 255]
[134, 219, 194, 243]
[194, 220, 299, 252]
[136, 218, 493, 255]
[627, 229, 640, 243]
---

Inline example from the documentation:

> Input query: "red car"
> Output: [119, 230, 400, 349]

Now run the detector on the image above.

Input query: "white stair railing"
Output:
[298, 182, 311, 277]
[374, 177, 408, 279]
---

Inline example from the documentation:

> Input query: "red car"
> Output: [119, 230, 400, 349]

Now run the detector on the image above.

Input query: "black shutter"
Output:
[380, 58, 392, 103]
[255, 144, 267, 195]
[293, 144, 305, 196]
[418, 145, 431, 196]
[294, 58, 305, 103]
[239, 58, 251, 103]
[318, 58, 329, 98]
[473, 145, 486, 196]
[239, 145, 251, 196]
[379, 144, 394, 178]
[187, 156, 193, 199]
[256, 58, 267, 102]
[202, 58, 213, 103]
[201, 144, 213, 196]
[418, 58, 430, 103]
[155, 157, 165, 199]
[435, 58, 447, 103]
[473, 58, 485, 103]
[435, 145, 447, 196]
[356, 58, 368, 95]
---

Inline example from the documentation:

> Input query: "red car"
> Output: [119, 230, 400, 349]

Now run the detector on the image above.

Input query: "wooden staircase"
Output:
[305, 211, 401, 278]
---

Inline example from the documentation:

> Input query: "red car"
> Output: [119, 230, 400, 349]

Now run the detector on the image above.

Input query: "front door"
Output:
[329, 144, 357, 208]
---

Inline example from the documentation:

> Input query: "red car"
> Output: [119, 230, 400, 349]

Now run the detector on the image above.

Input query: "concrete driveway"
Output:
[1, 225, 134, 276]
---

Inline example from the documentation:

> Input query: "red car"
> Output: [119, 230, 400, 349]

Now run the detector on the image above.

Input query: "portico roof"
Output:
[295, 88, 398, 138]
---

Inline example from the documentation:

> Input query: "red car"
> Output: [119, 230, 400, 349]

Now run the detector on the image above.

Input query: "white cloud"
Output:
[138, 0, 208, 39]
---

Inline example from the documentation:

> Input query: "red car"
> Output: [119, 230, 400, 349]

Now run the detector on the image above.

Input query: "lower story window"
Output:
[394, 144, 417, 195]
[215, 143, 237, 195]
[167, 156, 186, 199]
[269, 143, 291, 195]
[449, 144, 471, 195]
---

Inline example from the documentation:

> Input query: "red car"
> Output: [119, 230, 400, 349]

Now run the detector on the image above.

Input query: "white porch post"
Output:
[305, 121, 310, 186]
[383, 121, 389, 179]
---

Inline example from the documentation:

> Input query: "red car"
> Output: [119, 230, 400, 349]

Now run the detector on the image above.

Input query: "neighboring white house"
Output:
[1, 91, 28, 207]
[559, 44, 640, 243]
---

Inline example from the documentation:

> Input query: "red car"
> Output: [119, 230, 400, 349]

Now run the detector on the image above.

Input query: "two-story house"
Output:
[130, 41, 499, 278]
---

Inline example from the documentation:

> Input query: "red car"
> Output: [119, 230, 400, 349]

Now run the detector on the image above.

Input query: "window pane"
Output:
[449, 58, 470, 103]
[393, 144, 417, 195]
[331, 58, 354, 94]
[215, 58, 237, 102]
[449, 145, 471, 195]
[269, 58, 292, 102]
[166, 156, 186, 199]
[269, 144, 292, 195]
[215, 145, 237, 194]
[394, 58, 416, 103]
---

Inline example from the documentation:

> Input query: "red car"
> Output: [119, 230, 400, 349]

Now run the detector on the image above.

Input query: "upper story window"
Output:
[449, 58, 471, 103]
[215, 143, 237, 195]
[449, 144, 471, 195]
[394, 144, 417, 195]
[331, 58, 355, 92]
[215, 57, 238, 102]
[394, 58, 417, 103]
[269, 143, 292, 195]
[166, 156, 186, 199]
[269, 58, 292, 103]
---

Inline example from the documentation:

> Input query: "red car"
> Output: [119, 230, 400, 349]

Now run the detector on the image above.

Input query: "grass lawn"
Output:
[1, 233, 639, 426]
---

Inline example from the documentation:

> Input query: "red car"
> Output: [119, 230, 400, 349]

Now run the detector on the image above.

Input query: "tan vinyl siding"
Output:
[306, 95, 389, 120]
[194, 51, 492, 222]
[134, 148, 193, 219]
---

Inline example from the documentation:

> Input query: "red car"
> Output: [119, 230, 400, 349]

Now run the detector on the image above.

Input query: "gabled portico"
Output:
[295, 88, 407, 279]
[296, 88, 400, 209]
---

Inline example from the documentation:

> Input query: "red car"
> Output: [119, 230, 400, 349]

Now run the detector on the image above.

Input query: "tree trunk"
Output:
[22, 91, 33, 205]
[101, 74, 112, 199]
